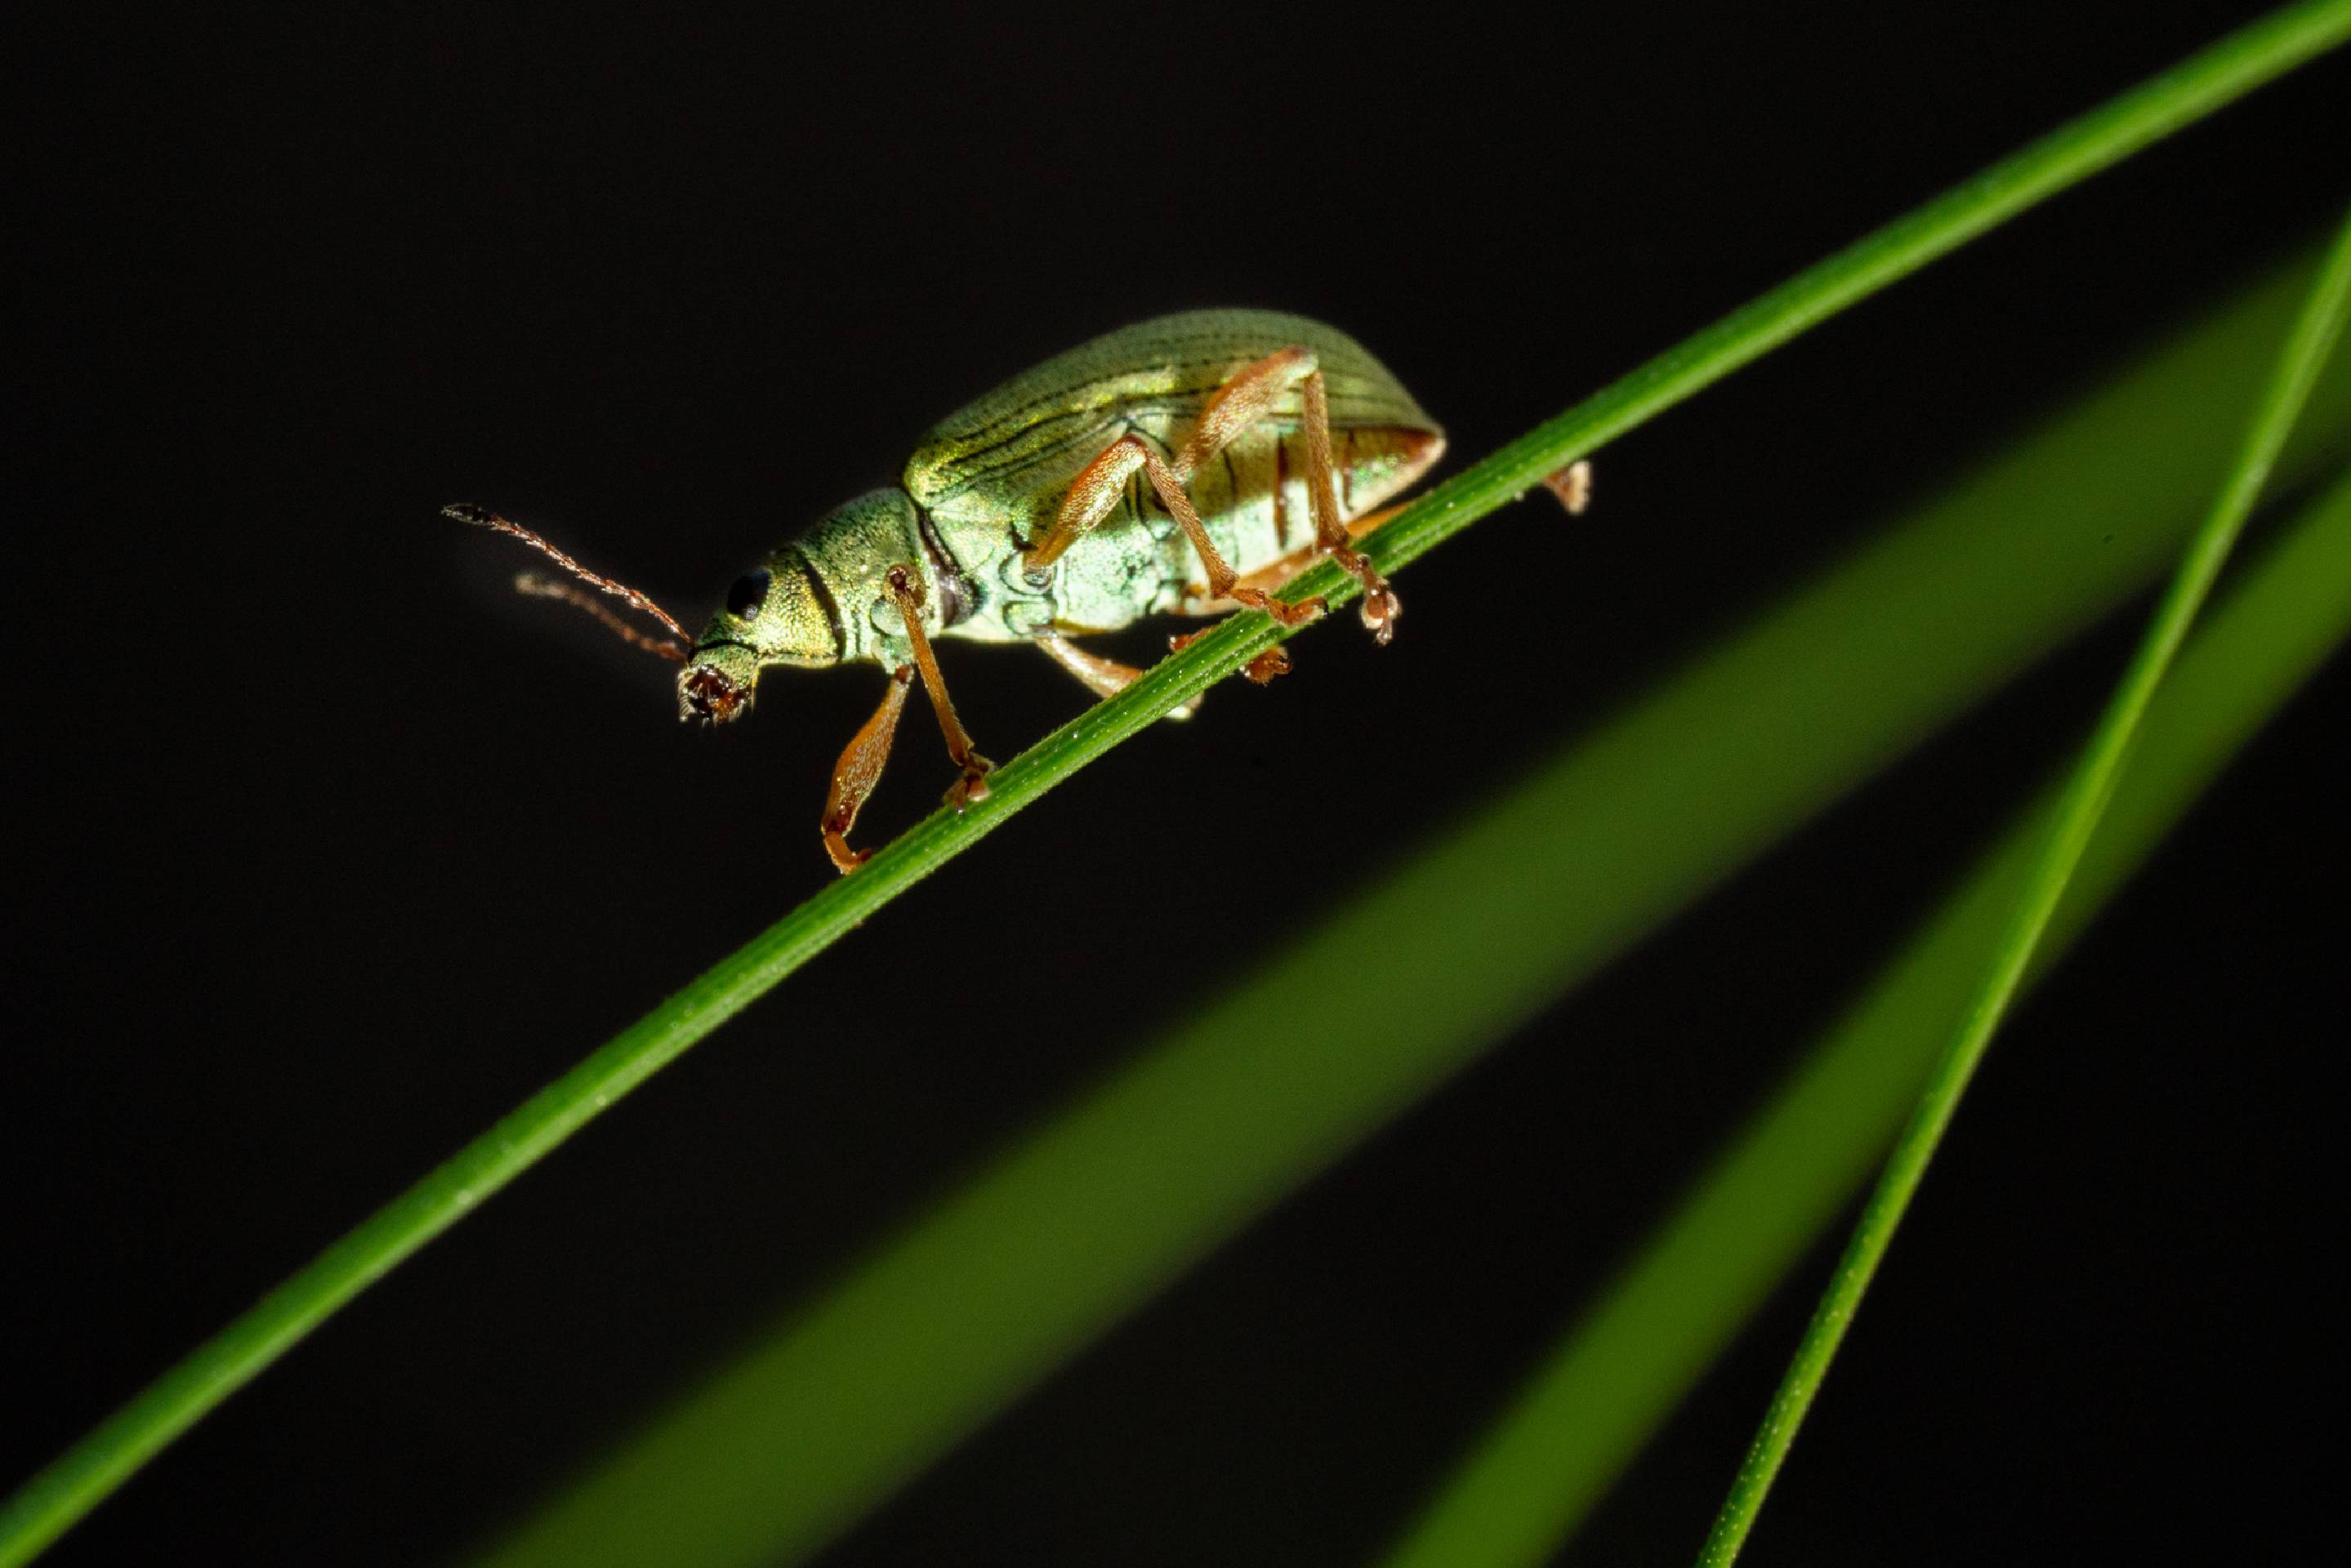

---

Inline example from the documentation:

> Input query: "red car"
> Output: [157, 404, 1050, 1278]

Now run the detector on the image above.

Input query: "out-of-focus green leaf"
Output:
[1383, 466, 2351, 1568]
[1696, 197, 2351, 1568]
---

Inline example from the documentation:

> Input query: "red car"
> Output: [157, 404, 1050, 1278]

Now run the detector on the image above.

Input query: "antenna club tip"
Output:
[443, 501, 497, 526]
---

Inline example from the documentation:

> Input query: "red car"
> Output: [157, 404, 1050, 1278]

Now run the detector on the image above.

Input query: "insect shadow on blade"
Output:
[452, 308, 1592, 873]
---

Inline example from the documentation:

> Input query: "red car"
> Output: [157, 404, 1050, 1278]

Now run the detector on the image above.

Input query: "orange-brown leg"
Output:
[1153, 345, 1406, 643]
[884, 565, 995, 810]
[1163, 345, 1403, 640]
[1021, 434, 1325, 627]
[821, 667, 912, 875]
[1171, 345, 1316, 482]
[1162, 628, 1292, 685]
[1296, 370, 1401, 643]
[1206, 463, 1589, 610]
[1034, 630, 1201, 719]
[1203, 501, 1410, 610]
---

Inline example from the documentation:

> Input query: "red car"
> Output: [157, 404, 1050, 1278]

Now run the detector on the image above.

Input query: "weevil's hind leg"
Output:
[1022, 435, 1324, 628]
[1034, 630, 1201, 719]
[1207, 502, 1411, 611]
[885, 566, 996, 810]
[822, 668, 913, 875]
[1297, 371, 1401, 643]
[1170, 346, 1404, 643]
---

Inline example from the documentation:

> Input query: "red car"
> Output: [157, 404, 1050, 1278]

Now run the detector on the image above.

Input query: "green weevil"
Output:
[452, 309, 1589, 873]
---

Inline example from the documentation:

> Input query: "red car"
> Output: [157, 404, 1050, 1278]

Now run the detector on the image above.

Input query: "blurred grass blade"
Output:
[4, 7, 2346, 1561]
[1693, 199, 2351, 1568]
[1382, 462, 2351, 1568]
[475, 256, 2351, 1568]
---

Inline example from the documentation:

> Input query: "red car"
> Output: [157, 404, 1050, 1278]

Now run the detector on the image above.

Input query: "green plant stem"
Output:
[1693, 200, 2351, 1568]
[1376, 466, 2351, 1568]
[3, 6, 2345, 1562]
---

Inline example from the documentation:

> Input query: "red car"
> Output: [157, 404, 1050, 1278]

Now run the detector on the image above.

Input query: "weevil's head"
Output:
[677, 546, 844, 725]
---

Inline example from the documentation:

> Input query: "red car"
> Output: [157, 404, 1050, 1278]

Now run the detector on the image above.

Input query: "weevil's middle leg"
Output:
[885, 565, 995, 811]
[1023, 436, 1325, 627]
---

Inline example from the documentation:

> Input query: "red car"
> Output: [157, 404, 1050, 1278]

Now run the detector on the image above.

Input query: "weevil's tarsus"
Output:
[821, 666, 913, 875]
[1242, 647, 1292, 684]
[447, 502, 691, 650]
[1543, 460, 1593, 514]
[886, 566, 995, 810]
[1034, 630, 1200, 719]
[1163, 629, 1291, 684]
[514, 572, 690, 663]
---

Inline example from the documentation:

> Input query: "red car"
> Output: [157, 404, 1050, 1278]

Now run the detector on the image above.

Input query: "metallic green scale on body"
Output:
[692, 310, 1443, 693]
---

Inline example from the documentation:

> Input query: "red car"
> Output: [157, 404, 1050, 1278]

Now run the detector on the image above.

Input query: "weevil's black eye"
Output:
[726, 568, 772, 618]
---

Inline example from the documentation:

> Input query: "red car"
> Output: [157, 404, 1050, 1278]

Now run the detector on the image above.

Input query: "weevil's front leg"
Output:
[1020, 435, 1325, 627]
[884, 565, 995, 810]
[822, 667, 913, 875]
[1033, 630, 1201, 719]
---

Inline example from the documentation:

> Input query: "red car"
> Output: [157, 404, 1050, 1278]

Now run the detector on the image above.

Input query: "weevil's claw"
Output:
[1358, 583, 1400, 644]
[1242, 648, 1292, 684]
[944, 755, 997, 813]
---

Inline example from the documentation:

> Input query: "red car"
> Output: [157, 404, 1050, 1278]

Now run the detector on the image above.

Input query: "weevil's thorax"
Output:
[676, 488, 950, 724]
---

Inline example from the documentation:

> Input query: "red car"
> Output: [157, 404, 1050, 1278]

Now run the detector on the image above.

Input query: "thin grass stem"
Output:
[1693, 198, 2351, 1568]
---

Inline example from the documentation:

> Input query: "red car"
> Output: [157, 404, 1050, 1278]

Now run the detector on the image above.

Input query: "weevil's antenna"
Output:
[514, 572, 690, 662]
[446, 502, 693, 658]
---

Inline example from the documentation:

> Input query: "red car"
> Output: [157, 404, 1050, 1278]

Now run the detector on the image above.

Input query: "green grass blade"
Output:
[1379, 463, 2351, 1568]
[1694, 203, 2351, 1568]
[471, 258, 2351, 1568]
[4, 7, 2346, 1561]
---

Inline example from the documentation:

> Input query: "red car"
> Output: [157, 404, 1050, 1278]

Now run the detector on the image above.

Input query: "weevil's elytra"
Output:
[453, 309, 1589, 874]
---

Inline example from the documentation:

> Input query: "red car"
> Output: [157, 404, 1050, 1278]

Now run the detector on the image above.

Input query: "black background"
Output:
[7, 5, 2345, 1565]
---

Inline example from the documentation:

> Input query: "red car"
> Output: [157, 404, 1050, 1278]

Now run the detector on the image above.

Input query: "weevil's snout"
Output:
[678, 662, 750, 725]
[677, 629, 761, 725]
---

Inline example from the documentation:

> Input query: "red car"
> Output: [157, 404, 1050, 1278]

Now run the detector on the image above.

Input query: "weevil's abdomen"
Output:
[904, 310, 1443, 641]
